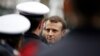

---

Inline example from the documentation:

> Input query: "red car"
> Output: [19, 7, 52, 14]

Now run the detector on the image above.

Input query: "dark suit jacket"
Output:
[38, 28, 100, 56]
[0, 45, 14, 56]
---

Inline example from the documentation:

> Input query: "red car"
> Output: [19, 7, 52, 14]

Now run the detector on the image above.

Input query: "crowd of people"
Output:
[0, 0, 100, 56]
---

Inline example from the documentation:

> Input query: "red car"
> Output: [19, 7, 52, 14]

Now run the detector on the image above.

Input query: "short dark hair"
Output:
[44, 16, 67, 30]
[20, 12, 44, 32]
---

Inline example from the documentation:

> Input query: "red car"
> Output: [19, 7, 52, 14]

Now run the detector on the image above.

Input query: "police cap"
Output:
[16, 1, 50, 18]
[0, 14, 30, 34]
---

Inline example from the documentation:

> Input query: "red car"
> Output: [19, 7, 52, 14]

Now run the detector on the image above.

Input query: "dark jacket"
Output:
[20, 33, 49, 56]
[38, 28, 100, 56]
[0, 41, 15, 56]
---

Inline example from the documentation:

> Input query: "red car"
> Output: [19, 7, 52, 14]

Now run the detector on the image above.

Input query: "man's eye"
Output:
[53, 29, 57, 32]
[46, 29, 50, 32]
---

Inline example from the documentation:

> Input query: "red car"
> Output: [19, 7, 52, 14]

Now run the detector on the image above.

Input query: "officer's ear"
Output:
[38, 19, 44, 29]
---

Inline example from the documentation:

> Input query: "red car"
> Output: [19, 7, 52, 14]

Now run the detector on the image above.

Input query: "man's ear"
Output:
[61, 30, 66, 37]
[62, 29, 70, 37]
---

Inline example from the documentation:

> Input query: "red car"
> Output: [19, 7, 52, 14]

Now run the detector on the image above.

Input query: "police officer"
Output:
[16, 1, 50, 56]
[0, 14, 30, 56]
[38, 0, 100, 56]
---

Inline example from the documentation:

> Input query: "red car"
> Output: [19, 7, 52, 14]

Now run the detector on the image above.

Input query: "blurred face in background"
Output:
[42, 20, 64, 44]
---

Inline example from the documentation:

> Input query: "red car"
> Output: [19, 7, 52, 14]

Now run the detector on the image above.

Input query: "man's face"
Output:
[42, 20, 64, 44]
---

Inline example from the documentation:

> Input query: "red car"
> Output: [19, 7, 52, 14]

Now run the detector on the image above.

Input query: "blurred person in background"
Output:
[41, 16, 67, 45]
[0, 14, 30, 56]
[38, 0, 100, 56]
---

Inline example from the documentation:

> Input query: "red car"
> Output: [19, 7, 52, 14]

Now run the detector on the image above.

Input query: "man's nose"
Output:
[48, 30, 53, 35]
